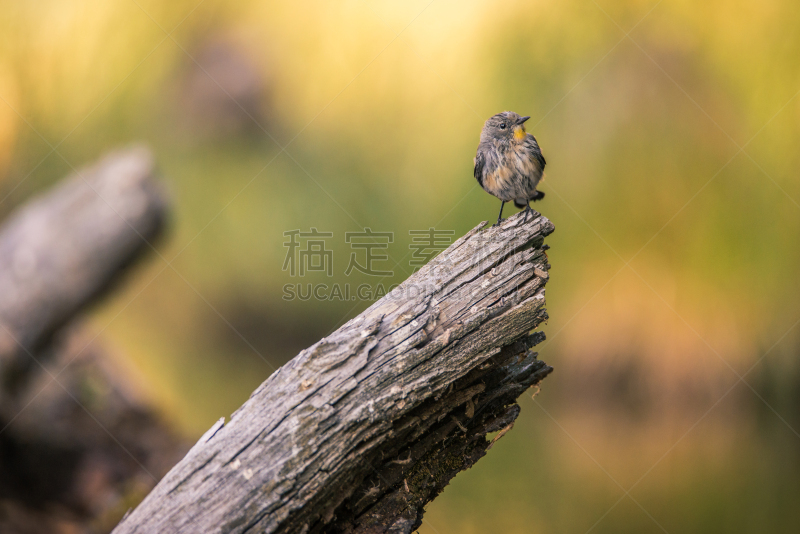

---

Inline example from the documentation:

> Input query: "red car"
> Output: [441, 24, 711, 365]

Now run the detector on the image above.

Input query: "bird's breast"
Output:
[482, 164, 516, 201]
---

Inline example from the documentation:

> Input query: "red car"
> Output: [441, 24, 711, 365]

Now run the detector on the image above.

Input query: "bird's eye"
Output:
[500, 123, 507, 129]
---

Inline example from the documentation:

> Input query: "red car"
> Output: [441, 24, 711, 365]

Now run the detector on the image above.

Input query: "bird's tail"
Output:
[515, 191, 545, 209]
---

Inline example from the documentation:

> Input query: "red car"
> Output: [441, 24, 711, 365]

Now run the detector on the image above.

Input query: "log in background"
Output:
[0, 148, 187, 534]
[114, 211, 555, 534]
[0, 146, 168, 394]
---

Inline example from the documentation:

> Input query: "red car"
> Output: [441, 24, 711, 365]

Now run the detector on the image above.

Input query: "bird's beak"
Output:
[517, 116, 531, 125]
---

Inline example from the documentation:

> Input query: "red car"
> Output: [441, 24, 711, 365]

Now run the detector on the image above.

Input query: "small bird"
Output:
[474, 111, 546, 225]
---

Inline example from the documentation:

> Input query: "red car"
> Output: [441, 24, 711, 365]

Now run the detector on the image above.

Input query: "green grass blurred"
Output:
[2, 0, 800, 531]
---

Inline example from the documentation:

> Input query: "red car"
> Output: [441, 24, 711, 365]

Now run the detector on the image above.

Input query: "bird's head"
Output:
[480, 111, 530, 144]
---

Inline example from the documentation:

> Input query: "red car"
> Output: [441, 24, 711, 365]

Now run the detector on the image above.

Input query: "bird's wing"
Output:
[529, 134, 546, 168]
[473, 149, 485, 187]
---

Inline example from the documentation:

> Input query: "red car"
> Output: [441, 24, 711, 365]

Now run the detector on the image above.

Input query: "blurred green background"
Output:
[2, 0, 800, 532]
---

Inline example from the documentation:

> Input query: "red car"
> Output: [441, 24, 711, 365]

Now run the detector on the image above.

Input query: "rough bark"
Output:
[113, 210, 555, 534]
[0, 146, 168, 399]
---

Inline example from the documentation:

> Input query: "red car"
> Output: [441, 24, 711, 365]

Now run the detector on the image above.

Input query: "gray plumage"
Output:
[474, 111, 546, 224]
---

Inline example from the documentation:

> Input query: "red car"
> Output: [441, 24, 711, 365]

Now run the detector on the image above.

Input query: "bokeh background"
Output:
[2, 0, 800, 532]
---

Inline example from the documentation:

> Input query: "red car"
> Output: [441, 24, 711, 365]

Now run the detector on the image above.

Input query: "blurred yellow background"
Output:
[1, 0, 799, 532]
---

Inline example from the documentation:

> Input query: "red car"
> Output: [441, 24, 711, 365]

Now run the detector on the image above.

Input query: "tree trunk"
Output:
[113, 210, 555, 534]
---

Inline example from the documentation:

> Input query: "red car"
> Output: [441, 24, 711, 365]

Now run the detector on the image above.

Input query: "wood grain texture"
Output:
[0, 146, 167, 396]
[113, 210, 555, 534]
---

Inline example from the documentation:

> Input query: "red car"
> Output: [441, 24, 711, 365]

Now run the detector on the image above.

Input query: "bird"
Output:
[474, 111, 546, 226]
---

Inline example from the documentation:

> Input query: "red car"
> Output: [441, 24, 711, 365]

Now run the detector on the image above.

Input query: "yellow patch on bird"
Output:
[513, 125, 526, 141]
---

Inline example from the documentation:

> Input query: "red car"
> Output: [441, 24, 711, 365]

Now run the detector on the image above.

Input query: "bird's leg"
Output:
[524, 202, 533, 222]
[493, 201, 506, 227]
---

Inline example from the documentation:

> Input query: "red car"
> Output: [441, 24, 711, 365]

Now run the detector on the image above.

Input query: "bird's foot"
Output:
[523, 204, 533, 222]
[492, 218, 506, 227]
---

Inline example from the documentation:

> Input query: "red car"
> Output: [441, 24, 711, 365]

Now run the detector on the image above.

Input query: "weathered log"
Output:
[0, 146, 167, 397]
[114, 210, 555, 534]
